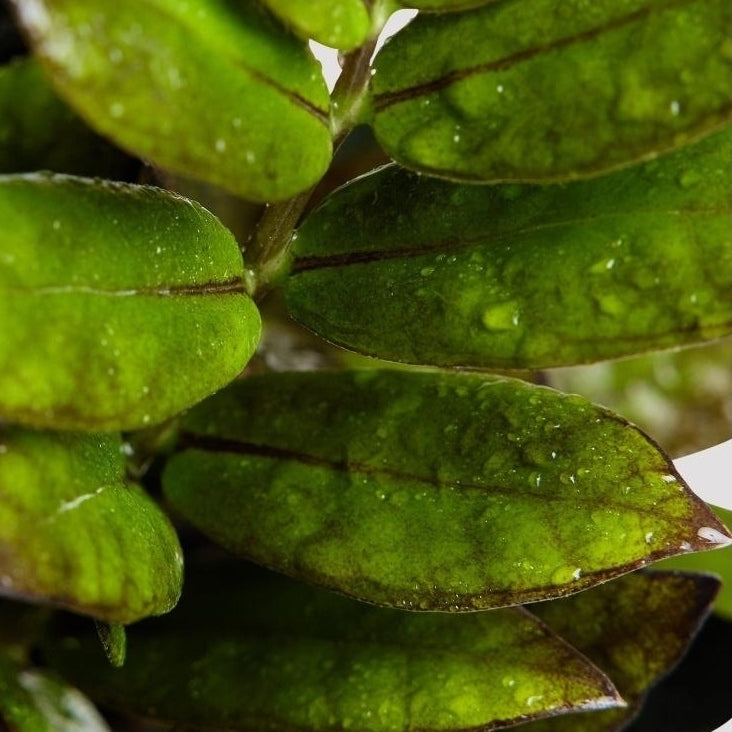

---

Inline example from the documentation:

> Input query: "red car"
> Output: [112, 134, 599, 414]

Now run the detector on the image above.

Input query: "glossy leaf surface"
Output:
[260, 0, 370, 50]
[163, 370, 730, 610]
[286, 129, 731, 368]
[525, 571, 720, 731]
[0, 428, 183, 624]
[372, 0, 732, 181]
[0, 653, 110, 731]
[46, 561, 621, 731]
[0, 57, 134, 178]
[0, 173, 260, 430]
[11, 0, 331, 201]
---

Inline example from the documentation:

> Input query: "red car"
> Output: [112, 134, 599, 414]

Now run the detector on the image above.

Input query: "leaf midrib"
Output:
[373, 0, 697, 111]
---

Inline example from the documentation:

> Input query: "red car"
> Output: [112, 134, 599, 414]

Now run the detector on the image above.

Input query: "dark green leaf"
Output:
[525, 571, 720, 731]
[11, 0, 332, 202]
[372, 0, 732, 181]
[163, 370, 731, 610]
[286, 129, 731, 368]
[46, 561, 622, 731]
[93, 621, 126, 668]
[0, 173, 260, 430]
[0, 653, 110, 731]
[260, 0, 370, 50]
[0, 57, 135, 178]
[0, 428, 183, 624]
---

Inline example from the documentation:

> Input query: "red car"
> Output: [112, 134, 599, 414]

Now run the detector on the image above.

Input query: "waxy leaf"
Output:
[0, 653, 110, 731]
[0, 427, 183, 624]
[286, 129, 732, 368]
[163, 370, 731, 610]
[0, 173, 260, 430]
[525, 571, 720, 731]
[46, 561, 622, 731]
[0, 57, 135, 178]
[11, 0, 331, 202]
[372, 0, 732, 181]
[260, 0, 370, 51]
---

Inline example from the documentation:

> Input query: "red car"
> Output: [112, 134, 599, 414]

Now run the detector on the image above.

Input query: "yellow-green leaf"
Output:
[163, 370, 731, 610]
[0, 173, 260, 430]
[0, 428, 183, 624]
[45, 561, 623, 731]
[372, 0, 732, 181]
[10, 0, 332, 202]
[259, 0, 370, 50]
[286, 129, 731, 368]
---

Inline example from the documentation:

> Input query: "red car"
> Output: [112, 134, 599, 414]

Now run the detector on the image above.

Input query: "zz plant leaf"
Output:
[525, 570, 721, 731]
[163, 370, 731, 610]
[10, 0, 332, 201]
[372, 0, 732, 181]
[45, 561, 623, 731]
[0, 173, 260, 430]
[0, 428, 183, 624]
[286, 128, 732, 368]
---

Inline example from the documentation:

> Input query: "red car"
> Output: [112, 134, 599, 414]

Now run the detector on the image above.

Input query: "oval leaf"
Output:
[286, 129, 732, 368]
[372, 0, 732, 181]
[163, 370, 731, 610]
[0, 427, 183, 624]
[0, 173, 260, 430]
[46, 561, 622, 731]
[0, 653, 110, 732]
[11, 0, 332, 202]
[0, 57, 135, 178]
[526, 570, 720, 731]
[260, 0, 370, 51]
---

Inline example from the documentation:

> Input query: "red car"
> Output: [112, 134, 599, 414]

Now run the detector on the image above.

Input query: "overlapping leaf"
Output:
[0, 428, 183, 624]
[163, 370, 731, 610]
[0, 173, 260, 430]
[286, 129, 731, 368]
[0, 57, 135, 178]
[372, 0, 732, 181]
[0, 653, 110, 731]
[259, 0, 370, 50]
[46, 561, 622, 731]
[10, 0, 332, 201]
[525, 571, 720, 731]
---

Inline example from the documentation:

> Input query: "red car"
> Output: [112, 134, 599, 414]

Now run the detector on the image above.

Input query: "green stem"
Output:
[244, 5, 390, 300]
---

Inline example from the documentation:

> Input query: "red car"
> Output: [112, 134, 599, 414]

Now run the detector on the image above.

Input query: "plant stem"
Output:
[244, 5, 389, 300]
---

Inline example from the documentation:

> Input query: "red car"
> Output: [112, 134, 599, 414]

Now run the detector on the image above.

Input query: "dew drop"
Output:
[215, 138, 227, 153]
[645, 531, 654, 544]
[697, 526, 731, 545]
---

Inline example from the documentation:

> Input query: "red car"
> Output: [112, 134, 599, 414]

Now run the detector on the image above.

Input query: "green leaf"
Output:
[0, 653, 110, 732]
[259, 0, 370, 51]
[400, 1, 500, 10]
[93, 621, 126, 668]
[0, 173, 260, 430]
[286, 129, 732, 368]
[10, 0, 332, 202]
[0, 428, 183, 624]
[372, 0, 732, 181]
[45, 561, 622, 731]
[162, 370, 731, 610]
[0, 57, 135, 178]
[524, 571, 720, 731]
